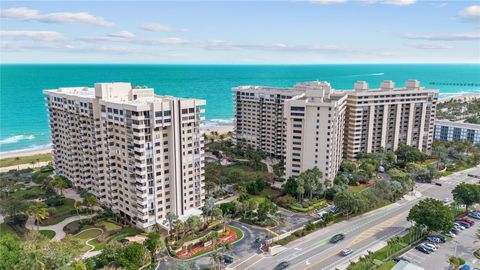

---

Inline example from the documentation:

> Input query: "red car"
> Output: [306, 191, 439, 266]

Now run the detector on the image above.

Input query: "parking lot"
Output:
[401, 215, 479, 269]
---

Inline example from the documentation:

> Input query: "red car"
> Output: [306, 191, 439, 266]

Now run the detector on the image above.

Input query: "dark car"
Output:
[276, 261, 290, 270]
[224, 255, 234, 265]
[329, 206, 338, 214]
[427, 236, 441, 244]
[330, 233, 345, 243]
[451, 228, 460, 234]
[415, 245, 430, 254]
[393, 257, 410, 263]
[455, 221, 471, 228]
[254, 237, 262, 243]
[431, 235, 447, 243]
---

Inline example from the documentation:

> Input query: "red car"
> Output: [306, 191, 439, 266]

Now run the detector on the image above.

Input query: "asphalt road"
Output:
[235, 165, 480, 270]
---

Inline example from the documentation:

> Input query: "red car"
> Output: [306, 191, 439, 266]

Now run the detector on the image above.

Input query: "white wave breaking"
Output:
[346, 72, 385, 77]
[0, 143, 52, 156]
[0, 134, 36, 145]
[204, 118, 234, 127]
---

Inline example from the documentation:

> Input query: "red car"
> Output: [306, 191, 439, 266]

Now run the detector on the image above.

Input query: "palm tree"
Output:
[53, 177, 68, 195]
[27, 202, 49, 230]
[74, 200, 82, 216]
[166, 212, 178, 236]
[202, 196, 216, 222]
[209, 249, 223, 270]
[85, 195, 96, 214]
[174, 219, 185, 241]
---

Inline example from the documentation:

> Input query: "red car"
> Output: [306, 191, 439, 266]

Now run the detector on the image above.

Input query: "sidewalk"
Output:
[26, 214, 96, 240]
[0, 161, 50, 173]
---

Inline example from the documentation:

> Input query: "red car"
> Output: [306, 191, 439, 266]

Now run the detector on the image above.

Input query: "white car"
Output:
[423, 242, 438, 251]
[442, 198, 451, 204]
[340, 248, 353, 256]
[447, 231, 456, 237]
[454, 224, 465, 230]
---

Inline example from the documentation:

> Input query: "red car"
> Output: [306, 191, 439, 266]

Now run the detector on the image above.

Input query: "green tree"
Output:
[449, 256, 466, 270]
[407, 198, 453, 232]
[333, 191, 366, 219]
[0, 234, 21, 270]
[85, 194, 96, 214]
[27, 202, 49, 229]
[116, 242, 151, 270]
[52, 176, 67, 195]
[144, 232, 165, 256]
[166, 212, 178, 236]
[395, 143, 427, 167]
[74, 200, 82, 216]
[282, 177, 298, 197]
[452, 183, 480, 211]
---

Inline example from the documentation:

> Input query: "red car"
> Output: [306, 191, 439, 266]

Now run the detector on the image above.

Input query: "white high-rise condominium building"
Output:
[344, 80, 438, 160]
[284, 82, 347, 181]
[44, 82, 206, 231]
[233, 84, 305, 158]
[233, 82, 347, 182]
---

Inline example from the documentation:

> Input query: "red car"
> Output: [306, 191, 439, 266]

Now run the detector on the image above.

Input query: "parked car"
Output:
[329, 206, 338, 214]
[460, 264, 471, 270]
[317, 210, 328, 218]
[276, 261, 290, 270]
[420, 243, 435, 252]
[224, 255, 234, 265]
[443, 198, 451, 204]
[415, 245, 430, 254]
[330, 233, 345, 243]
[431, 235, 447, 243]
[340, 248, 353, 256]
[427, 236, 441, 244]
[446, 231, 456, 237]
[457, 217, 475, 225]
[451, 228, 460, 234]
[455, 221, 471, 228]
[422, 242, 437, 251]
[454, 223, 466, 230]
[393, 257, 410, 263]
[468, 212, 480, 219]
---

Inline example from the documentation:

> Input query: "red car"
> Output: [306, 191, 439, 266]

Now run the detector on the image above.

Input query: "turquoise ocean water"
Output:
[1, 64, 479, 154]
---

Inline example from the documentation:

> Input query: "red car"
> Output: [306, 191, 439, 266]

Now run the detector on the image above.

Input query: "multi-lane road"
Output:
[232, 165, 480, 270]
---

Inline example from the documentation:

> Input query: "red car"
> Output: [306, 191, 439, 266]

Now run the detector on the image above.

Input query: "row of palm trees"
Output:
[295, 167, 324, 202]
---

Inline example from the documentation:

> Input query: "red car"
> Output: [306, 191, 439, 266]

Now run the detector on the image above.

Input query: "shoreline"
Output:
[0, 125, 234, 159]
[2, 90, 479, 160]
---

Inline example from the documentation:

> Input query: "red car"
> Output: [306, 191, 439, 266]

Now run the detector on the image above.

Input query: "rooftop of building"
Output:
[44, 82, 205, 106]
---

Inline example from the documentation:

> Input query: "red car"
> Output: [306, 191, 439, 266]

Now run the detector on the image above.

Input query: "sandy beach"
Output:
[205, 125, 234, 135]
[0, 147, 52, 159]
[439, 93, 480, 103]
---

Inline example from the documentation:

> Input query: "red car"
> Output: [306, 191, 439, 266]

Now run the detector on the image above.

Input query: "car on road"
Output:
[330, 233, 345, 243]
[223, 255, 234, 265]
[340, 248, 353, 256]
[415, 245, 430, 254]
[276, 261, 290, 270]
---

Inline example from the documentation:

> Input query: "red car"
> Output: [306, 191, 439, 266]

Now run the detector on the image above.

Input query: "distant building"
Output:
[343, 80, 438, 160]
[284, 82, 347, 181]
[233, 84, 305, 158]
[434, 119, 480, 145]
[44, 82, 206, 231]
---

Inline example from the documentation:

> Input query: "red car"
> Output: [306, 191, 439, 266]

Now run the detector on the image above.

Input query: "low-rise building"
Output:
[434, 120, 480, 144]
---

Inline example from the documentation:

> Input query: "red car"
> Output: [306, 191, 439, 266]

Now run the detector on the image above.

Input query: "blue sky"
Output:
[1, 0, 479, 63]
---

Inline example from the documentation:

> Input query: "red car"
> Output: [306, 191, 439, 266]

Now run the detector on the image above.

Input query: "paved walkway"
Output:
[63, 188, 83, 201]
[26, 214, 96, 241]
[80, 228, 104, 259]
[0, 161, 50, 173]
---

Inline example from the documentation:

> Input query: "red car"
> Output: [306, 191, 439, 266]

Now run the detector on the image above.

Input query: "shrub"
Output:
[45, 196, 65, 207]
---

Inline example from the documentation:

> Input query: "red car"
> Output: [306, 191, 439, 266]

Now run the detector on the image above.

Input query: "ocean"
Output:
[1, 64, 479, 154]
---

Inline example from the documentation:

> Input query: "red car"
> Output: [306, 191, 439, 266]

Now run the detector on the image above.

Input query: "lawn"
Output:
[91, 227, 143, 251]
[377, 261, 396, 270]
[11, 186, 45, 199]
[41, 198, 76, 226]
[260, 188, 281, 198]
[97, 221, 122, 232]
[349, 185, 371, 193]
[0, 153, 52, 168]
[75, 228, 103, 240]
[39, 230, 56, 239]
[251, 195, 267, 203]
[289, 200, 328, 212]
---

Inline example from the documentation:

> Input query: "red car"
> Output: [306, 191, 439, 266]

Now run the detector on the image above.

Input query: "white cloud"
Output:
[0, 7, 113, 27]
[141, 23, 174, 32]
[458, 5, 480, 23]
[402, 32, 480, 40]
[0, 30, 64, 41]
[364, 0, 416, 5]
[309, 0, 346, 4]
[108, 31, 135, 39]
[405, 42, 453, 49]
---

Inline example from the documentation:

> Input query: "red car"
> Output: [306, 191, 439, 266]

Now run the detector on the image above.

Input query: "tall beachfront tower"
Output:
[232, 84, 304, 158]
[343, 80, 438, 160]
[283, 82, 347, 181]
[44, 82, 206, 231]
